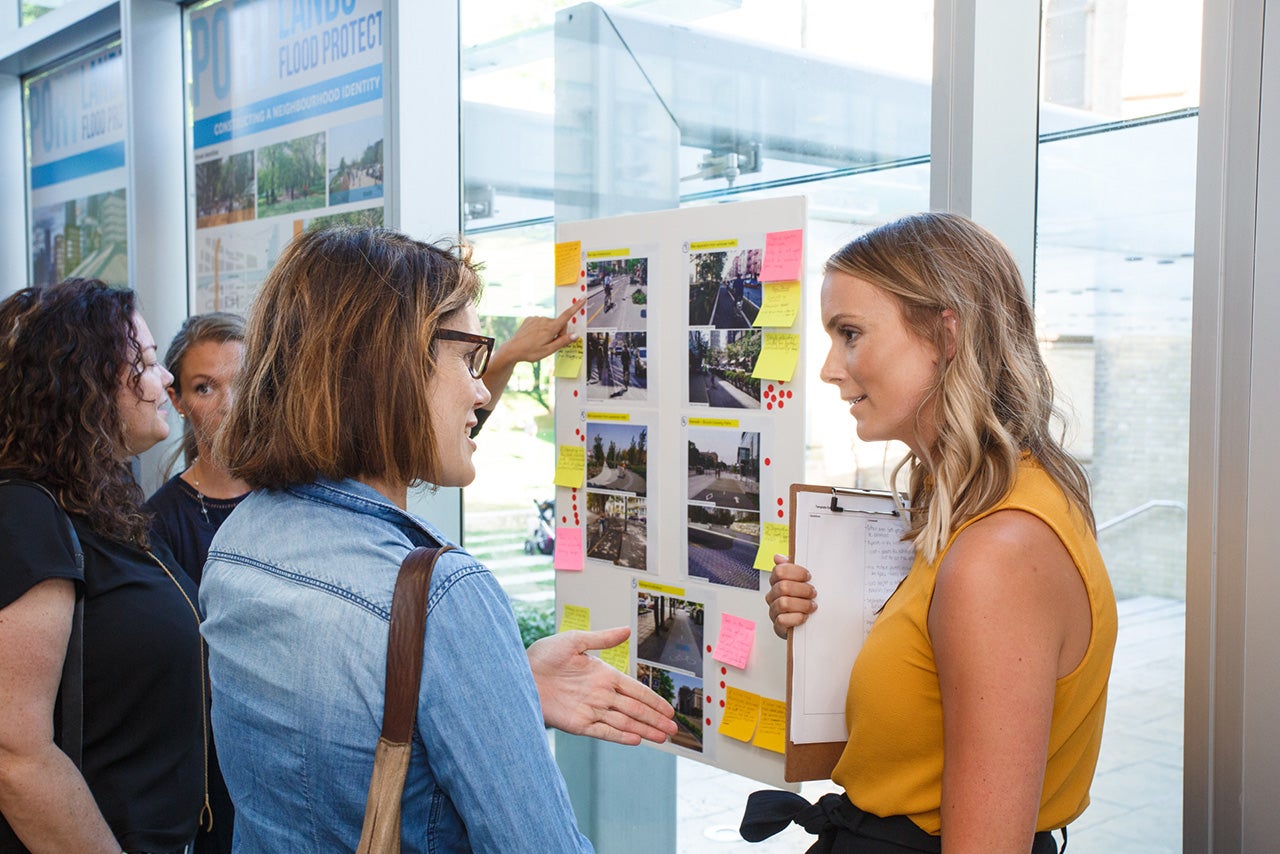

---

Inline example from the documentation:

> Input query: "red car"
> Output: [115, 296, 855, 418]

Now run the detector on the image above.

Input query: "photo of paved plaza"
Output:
[687, 427, 760, 509]
[585, 492, 647, 570]
[687, 505, 761, 591]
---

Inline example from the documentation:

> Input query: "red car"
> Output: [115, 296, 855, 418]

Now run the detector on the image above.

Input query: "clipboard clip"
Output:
[829, 486, 900, 517]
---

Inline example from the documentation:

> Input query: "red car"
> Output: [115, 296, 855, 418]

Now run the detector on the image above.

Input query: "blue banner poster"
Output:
[184, 0, 385, 313]
[24, 42, 128, 289]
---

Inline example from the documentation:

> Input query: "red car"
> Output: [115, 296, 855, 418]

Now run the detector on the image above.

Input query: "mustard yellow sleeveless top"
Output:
[830, 459, 1117, 835]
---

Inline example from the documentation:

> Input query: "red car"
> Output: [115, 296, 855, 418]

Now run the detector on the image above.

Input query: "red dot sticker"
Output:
[719, 700, 726, 708]
[570, 316, 577, 324]
[572, 389, 579, 397]
[580, 308, 586, 315]
[580, 269, 585, 277]
[719, 681, 725, 689]
[706, 645, 712, 653]
[574, 428, 581, 436]
[580, 284, 586, 292]
[705, 695, 712, 704]
[766, 402, 773, 410]
[706, 717, 712, 726]
[572, 503, 578, 511]
[561, 516, 567, 524]
[764, 457, 771, 466]
[777, 497, 783, 506]
[778, 509, 785, 518]
[767, 384, 774, 393]
[572, 297, 578, 304]
[786, 390, 793, 399]
[778, 400, 785, 409]
[720, 667, 727, 676]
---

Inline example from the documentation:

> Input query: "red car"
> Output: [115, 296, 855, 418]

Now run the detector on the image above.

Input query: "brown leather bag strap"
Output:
[357, 545, 453, 854]
[381, 545, 453, 744]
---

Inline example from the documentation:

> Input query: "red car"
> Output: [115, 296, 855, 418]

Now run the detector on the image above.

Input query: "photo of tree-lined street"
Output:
[586, 422, 648, 496]
[256, 131, 326, 218]
[637, 664, 703, 753]
[327, 116, 383, 206]
[585, 492, 646, 570]
[585, 257, 648, 330]
[637, 592, 704, 677]
[195, 151, 255, 228]
[687, 248, 761, 329]
[689, 329, 761, 408]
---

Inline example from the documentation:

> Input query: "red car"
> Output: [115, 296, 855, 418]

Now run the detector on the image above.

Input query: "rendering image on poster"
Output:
[256, 132, 327, 218]
[587, 331, 647, 402]
[586, 257, 648, 330]
[688, 248, 761, 328]
[586, 422, 648, 496]
[195, 151, 255, 228]
[327, 115, 383, 205]
[30, 191, 128, 289]
[689, 329, 761, 408]
[636, 591, 704, 677]
[585, 493, 647, 570]
[687, 505, 762, 591]
[637, 663, 704, 753]
[687, 427, 760, 510]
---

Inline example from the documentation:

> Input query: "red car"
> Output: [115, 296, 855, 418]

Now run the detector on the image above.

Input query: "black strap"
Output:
[0, 479, 85, 767]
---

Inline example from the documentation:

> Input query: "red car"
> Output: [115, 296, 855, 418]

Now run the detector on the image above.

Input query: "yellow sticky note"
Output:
[555, 241, 582, 286]
[600, 638, 629, 673]
[560, 604, 591, 632]
[752, 281, 801, 328]
[718, 686, 763, 742]
[554, 445, 585, 488]
[753, 697, 787, 754]
[753, 522, 791, 570]
[751, 332, 800, 382]
[555, 337, 584, 378]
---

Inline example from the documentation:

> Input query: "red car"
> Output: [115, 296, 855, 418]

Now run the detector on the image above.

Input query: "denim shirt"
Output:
[199, 478, 592, 853]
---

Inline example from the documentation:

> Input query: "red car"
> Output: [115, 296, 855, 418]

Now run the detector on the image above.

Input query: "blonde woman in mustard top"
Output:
[751, 213, 1117, 854]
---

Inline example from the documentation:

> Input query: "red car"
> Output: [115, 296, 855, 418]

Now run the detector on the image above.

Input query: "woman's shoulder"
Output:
[0, 477, 82, 607]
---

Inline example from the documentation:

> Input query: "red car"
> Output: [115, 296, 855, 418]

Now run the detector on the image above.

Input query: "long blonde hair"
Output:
[826, 212, 1093, 561]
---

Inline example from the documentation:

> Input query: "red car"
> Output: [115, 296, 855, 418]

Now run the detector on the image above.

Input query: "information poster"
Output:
[555, 197, 806, 786]
[24, 42, 128, 288]
[183, 0, 385, 313]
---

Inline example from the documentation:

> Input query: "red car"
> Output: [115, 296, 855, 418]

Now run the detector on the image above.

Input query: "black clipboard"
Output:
[784, 483, 912, 782]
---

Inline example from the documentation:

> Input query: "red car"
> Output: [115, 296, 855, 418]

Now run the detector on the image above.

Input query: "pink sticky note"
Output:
[760, 229, 803, 282]
[554, 528, 584, 571]
[713, 613, 756, 669]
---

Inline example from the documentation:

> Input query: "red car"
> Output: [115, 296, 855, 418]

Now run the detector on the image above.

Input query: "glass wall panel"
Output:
[21, 0, 73, 26]
[23, 40, 128, 289]
[1035, 2, 1200, 849]
[461, 1, 930, 846]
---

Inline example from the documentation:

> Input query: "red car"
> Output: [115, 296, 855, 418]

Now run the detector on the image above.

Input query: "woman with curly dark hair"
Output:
[0, 279, 207, 853]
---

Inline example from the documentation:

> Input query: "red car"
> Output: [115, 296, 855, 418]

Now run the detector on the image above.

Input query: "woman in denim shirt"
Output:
[199, 226, 674, 852]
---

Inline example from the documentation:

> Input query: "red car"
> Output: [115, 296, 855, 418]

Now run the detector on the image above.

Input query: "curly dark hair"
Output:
[0, 278, 152, 547]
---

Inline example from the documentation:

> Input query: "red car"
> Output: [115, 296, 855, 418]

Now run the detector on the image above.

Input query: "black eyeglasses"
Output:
[433, 329, 495, 379]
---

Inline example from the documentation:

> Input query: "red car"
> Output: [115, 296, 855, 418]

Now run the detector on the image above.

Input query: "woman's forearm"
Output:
[0, 745, 120, 854]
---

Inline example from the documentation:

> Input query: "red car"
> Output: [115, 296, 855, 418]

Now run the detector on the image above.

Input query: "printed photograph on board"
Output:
[687, 248, 762, 329]
[585, 492, 647, 570]
[637, 664, 704, 753]
[688, 329, 761, 408]
[687, 505, 762, 591]
[256, 131, 327, 218]
[30, 190, 128, 289]
[587, 331, 647, 402]
[687, 427, 760, 509]
[636, 591, 705, 677]
[586, 422, 648, 496]
[585, 257, 648, 330]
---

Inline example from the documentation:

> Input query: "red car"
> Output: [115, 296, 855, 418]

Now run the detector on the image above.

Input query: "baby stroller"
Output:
[524, 498, 555, 556]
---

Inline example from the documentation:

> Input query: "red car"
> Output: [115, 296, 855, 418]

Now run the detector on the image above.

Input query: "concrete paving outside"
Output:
[674, 596, 1185, 853]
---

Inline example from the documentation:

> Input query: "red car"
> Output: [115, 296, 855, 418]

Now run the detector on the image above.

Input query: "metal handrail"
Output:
[1097, 499, 1188, 533]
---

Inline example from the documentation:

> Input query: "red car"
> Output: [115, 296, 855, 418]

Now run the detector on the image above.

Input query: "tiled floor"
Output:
[675, 596, 1186, 853]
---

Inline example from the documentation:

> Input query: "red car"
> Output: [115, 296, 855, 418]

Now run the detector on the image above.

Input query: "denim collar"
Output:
[284, 477, 453, 547]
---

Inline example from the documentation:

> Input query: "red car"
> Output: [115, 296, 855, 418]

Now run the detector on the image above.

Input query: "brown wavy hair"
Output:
[0, 279, 153, 546]
[217, 226, 483, 490]
[825, 212, 1093, 561]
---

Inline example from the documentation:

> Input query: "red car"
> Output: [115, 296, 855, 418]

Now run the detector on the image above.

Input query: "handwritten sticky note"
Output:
[752, 332, 801, 382]
[600, 638, 630, 673]
[555, 337, 584, 378]
[760, 229, 803, 282]
[555, 241, 582, 286]
[752, 281, 801, 328]
[554, 445, 585, 488]
[753, 697, 787, 754]
[718, 686, 763, 742]
[753, 522, 791, 570]
[713, 613, 756, 669]
[560, 604, 591, 632]
[554, 527, 584, 570]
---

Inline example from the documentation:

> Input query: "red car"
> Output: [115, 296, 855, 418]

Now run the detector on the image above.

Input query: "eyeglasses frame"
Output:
[433, 328, 495, 379]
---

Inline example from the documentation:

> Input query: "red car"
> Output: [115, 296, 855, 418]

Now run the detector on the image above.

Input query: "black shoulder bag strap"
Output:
[0, 479, 85, 766]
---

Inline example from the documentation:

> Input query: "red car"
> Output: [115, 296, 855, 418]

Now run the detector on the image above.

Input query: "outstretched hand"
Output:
[764, 554, 818, 639]
[495, 302, 579, 366]
[527, 626, 678, 746]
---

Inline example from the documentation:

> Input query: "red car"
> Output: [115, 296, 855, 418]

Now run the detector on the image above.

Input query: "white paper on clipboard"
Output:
[790, 489, 915, 744]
